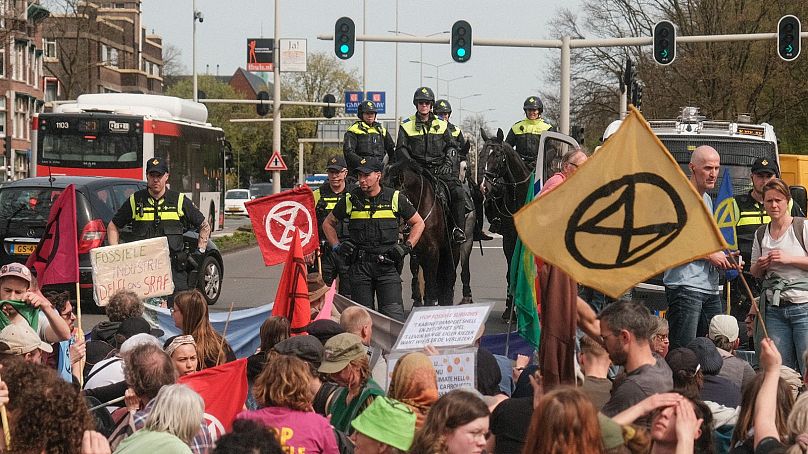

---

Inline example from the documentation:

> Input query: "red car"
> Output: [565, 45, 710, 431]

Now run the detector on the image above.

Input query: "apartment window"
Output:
[109, 48, 118, 67]
[0, 50, 4, 78]
[44, 39, 56, 59]
[13, 43, 24, 81]
[0, 97, 6, 137]
[45, 78, 58, 102]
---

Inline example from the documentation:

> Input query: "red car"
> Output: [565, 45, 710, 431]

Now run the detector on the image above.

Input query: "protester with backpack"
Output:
[750, 178, 808, 373]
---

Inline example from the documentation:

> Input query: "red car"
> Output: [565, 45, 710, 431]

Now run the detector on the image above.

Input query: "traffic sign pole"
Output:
[272, 0, 282, 194]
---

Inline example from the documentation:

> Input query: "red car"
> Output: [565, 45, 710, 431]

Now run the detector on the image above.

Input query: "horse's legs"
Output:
[419, 250, 440, 306]
[500, 220, 518, 316]
[409, 254, 423, 306]
[437, 245, 459, 306]
[459, 211, 475, 301]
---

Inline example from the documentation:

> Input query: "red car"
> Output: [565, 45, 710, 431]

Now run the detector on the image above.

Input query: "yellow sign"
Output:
[513, 106, 727, 298]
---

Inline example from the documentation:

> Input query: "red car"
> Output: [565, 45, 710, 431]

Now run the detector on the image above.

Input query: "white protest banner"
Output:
[90, 237, 174, 306]
[387, 349, 477, 395]
[393, 303, 492, 351]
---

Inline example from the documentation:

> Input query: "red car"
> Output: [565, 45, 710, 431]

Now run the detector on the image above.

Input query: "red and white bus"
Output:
[32, 94, 228, 230]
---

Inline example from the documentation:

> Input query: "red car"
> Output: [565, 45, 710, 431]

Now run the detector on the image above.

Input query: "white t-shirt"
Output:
[751, 220, 808, 304]
[84, 356, 124, 390]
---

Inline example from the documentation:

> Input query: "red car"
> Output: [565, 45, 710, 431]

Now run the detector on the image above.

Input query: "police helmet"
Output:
[434, 99, 452, 114]
[523, 96, 543, 112]
[357, 100, 378, 119]
[413, 87, 436, 106]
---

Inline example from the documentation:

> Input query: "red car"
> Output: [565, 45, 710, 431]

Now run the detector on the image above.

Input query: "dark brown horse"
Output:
[480, 128, 533, 305]
[385, 162, 459, 306]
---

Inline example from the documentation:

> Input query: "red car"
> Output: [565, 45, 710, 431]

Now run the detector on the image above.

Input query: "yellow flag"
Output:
[514, 106, 727, 298]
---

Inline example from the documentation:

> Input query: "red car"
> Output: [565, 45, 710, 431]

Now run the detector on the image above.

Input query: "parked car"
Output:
[0, 176, 224, 309]
[224, 189, 250, 216]
[249, 182, 274, 199]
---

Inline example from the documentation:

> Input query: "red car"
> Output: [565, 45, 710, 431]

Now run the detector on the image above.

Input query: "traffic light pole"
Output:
[319, 30, 806, 135]
[272, 0, 282, 194]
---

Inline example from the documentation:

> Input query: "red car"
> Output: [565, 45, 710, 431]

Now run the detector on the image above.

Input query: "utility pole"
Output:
[271, 0, 282, 194]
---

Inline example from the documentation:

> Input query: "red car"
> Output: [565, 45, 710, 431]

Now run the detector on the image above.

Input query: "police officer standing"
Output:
[313, 155, 354, 297]
[343, 100, 395, 174]
[107, 157, 210, 299]
[396, 87, 466, 243]
[322, 157, 424, 322]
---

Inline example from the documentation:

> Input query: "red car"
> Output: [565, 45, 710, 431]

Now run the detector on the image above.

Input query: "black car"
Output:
[0, 176, 224, 309]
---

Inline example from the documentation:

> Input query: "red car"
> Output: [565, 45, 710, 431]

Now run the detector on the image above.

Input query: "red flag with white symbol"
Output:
[272, 229, 311, 332]
[245, 186, 319, 266]
[26, 184, 80, 285]
[179, 358, 248, 440]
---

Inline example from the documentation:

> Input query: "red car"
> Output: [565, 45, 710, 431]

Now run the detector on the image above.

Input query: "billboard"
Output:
[247, 38, 274, 72]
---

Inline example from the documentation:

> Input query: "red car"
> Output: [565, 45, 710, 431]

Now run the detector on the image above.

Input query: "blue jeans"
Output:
[764, 303, 808, 373]
[665, 287, 723, 350]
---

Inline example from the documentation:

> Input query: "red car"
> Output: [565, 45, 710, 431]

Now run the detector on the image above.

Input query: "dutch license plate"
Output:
[11, 244, 36, 255]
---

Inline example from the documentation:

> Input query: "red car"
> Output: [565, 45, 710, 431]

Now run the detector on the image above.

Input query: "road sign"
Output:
[279, 39, 307, 72]
[366, 91, 386, 114]
[265, 150, 287, 171]
[247, 38, 274, 72]
[344, 91, 364, 114]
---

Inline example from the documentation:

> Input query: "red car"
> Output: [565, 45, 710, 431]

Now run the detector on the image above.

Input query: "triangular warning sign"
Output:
[265, 150, 287, 171]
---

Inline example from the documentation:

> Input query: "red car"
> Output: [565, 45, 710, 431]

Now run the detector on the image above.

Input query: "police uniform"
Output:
[505, 96, 554, 168]
[330, 170, 417, 322]
[111, 158, 206, 295]
[313, 156, 355, 296]
[343, 100, 395, 173]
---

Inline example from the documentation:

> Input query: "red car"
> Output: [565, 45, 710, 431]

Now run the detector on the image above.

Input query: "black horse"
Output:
[385, 161, 459, 306]
[480, 128, 533, 310]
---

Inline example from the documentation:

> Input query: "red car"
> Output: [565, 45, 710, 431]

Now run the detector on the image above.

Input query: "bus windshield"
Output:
[39, 134, 142, 167]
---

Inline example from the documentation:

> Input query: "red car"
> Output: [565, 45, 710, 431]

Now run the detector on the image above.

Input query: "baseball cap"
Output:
[0, 263, 32, 284]
[273, 335, 324, 367]
[318, 333, 366, 374]
[751, 157, 778, 176]
[0, 324, 53, 355]
[665, 347, 700, 377]
[356, 157, 383, 174]
[326, 155, 347, 171]
[146, 157, 169, 175]
[708, 314, 739, 343]
[351, 397, 417, 451]
[687, 337, 723, 375]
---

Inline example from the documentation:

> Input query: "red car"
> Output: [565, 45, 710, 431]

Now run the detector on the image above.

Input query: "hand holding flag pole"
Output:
[727, 253, 769, 339]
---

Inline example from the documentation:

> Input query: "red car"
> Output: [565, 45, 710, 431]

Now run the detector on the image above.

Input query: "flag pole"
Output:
[727, 255, 769, 339]
[726, 283, 731, 315]
[75, 282, 84, 388]
[216, 302, 235, 367]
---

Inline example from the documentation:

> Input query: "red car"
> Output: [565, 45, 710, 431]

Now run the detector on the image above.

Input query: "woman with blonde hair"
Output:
[388, 352, 439, 429]
[521, 387, 605, 454]
[237, 353, 338, 453]
[163, 335, 198, 377]
[409, 389, 490, 454]
[171, 289, 234, 369]
[114, 384, 204, 453]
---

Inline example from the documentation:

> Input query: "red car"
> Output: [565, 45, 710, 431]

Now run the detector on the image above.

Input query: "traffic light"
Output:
[451, 20, 472, 63]
[323, 94, 336, 119]
[334, 17, 355, 60]
[653, 20, 676, 65]
[778, 15, 801, 61]
[256, 91, 270, 116]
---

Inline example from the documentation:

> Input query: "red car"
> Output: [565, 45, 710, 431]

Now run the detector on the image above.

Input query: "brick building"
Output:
[42, 0, 163, 102]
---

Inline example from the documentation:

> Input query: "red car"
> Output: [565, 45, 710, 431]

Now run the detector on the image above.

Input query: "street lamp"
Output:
[424, 74, 471, 99]
[192, 0, 203, 102]
[448, 93, 482, 124]
[390, 30, 449, 86]
[410, 60, 452, 97]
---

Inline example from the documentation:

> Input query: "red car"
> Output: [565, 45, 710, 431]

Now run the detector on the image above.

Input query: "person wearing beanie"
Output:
[686, 337, 741, 434]
[707, 314, 755, 391]
[350, 397, 416, 454]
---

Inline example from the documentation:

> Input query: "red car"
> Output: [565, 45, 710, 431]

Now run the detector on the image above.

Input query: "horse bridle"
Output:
[482, 144, 531, 218]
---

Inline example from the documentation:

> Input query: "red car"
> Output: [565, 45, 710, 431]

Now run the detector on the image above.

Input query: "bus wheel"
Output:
[198, 256, 222, 305]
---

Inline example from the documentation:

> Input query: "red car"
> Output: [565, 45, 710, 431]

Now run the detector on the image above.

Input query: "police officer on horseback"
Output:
[322, 156, 424, 322]
[344, 100, 396, 175]
[396, 87, 467, 244]
[107, 157, 210, 303]
[505, 96, 554, 168]
[313, 155, 355, 297]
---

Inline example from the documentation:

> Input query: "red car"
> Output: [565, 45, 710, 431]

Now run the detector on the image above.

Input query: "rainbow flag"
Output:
[509, 172, 541, 349]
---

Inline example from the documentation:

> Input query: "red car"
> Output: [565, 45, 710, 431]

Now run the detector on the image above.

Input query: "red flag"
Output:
[272, 229, 310, 332]
[179, 358, 248, 440]
[245, 186, 319, 266]
[26, 184, 79, 285]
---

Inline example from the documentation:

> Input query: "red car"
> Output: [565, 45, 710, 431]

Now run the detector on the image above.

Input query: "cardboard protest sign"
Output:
[387, 349, 477, 395]
[90, 237, 174, 306]
[393, 303, 492, 351]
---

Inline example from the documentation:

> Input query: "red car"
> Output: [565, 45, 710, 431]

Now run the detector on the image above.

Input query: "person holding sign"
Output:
[107, 157, 211, 302]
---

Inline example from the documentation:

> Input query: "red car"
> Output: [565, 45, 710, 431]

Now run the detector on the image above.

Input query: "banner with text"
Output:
[387, 349, 477, 395]
[90, 237, 174, 306]
[393, 303, 491, 351]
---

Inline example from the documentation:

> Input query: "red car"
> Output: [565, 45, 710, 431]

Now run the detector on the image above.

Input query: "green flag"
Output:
[508, 172, 541, 349]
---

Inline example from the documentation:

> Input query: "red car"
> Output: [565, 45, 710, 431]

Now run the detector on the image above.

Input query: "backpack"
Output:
[754, 217, 807, 254]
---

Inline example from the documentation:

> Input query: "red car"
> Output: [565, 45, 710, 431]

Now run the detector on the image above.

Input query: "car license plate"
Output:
[12, 244, 36, 255]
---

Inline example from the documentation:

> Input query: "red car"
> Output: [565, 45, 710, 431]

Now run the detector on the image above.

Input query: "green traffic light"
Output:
[457, 48, 466, 57]
[340, 44, 350, 53]
[661, 49, 668, 58]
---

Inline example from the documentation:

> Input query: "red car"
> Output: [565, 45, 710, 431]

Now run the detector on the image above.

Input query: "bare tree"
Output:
[161, 43, 185, 78]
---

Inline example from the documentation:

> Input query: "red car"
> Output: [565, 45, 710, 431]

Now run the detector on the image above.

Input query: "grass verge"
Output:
[215, 230, 257, 253]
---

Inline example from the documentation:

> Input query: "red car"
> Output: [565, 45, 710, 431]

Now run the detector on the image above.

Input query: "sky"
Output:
[141, 0, 583, 131]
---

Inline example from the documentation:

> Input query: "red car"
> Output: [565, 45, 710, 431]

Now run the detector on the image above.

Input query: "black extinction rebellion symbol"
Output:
[565, 173, 687, 269]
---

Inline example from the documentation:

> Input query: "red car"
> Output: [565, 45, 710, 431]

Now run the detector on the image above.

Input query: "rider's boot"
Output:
[451, 199, 467, 244]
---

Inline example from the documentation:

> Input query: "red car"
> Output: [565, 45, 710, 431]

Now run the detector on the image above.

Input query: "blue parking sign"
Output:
[366, 91, 386, 114]
[344, 91, 364, 114]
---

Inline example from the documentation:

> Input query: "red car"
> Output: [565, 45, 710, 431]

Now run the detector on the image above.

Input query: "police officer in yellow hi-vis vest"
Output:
[396, 87, 467, 244]
[313, 154, 355, 297]
[322, 156, 424, 322]
[505, 96, 554, 168]
[107, 157, 210, 301]
[343, 100, 395, 175]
